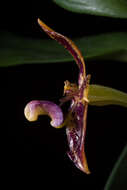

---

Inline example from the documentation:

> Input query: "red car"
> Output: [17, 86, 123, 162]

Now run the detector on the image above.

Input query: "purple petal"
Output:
[24, 100, 63, 128]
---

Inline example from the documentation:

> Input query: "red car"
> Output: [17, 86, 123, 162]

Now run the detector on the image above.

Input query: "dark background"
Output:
[1, 1, 127, 189]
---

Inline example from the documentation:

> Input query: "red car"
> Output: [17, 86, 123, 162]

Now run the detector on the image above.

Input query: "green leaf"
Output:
[53, 0, 127, 18]
[89, 85, 127, 107]
[104, 50, 127, 63]
[0, 32, 127, 67]
[104, 145, 127, 190]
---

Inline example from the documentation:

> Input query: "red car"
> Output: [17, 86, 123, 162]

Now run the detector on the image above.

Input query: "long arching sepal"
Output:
[38, 18, 86, 87]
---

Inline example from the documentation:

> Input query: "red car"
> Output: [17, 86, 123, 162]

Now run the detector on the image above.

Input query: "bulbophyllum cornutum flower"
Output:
[24, 19, 91, 174]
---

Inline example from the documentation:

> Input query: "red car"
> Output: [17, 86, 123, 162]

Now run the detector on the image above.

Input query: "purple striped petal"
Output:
[38, 18, 86, 87]
[24, 100, 63, 128]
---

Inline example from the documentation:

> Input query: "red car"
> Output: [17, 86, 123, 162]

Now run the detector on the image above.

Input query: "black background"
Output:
[1, 1, 127, 189]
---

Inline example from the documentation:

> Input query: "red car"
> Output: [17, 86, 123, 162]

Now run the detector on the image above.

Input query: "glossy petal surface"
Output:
[66, 102, 90, 173]
[65, 76, 91, 174]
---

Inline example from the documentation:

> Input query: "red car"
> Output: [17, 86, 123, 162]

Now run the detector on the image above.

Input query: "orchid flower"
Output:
[24, 19, 91, 174]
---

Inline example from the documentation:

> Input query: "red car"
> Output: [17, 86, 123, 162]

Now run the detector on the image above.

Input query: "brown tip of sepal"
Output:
[68, 148, 91, 174]
[37, 18, 52, 32]
[81, 152, 91, 174]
